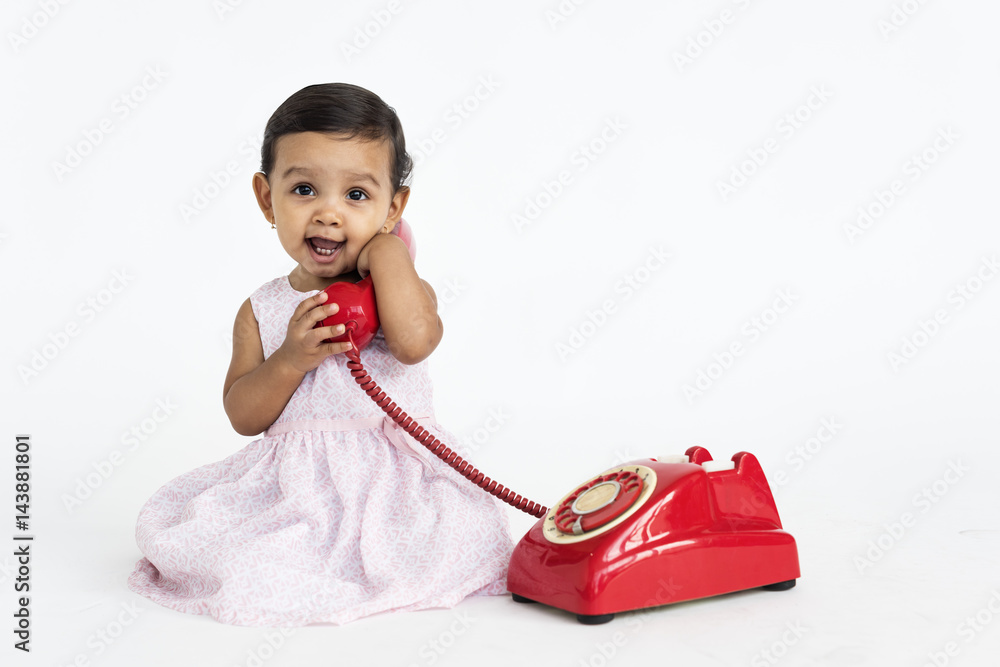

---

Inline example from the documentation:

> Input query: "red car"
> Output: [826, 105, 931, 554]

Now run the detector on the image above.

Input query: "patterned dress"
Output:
[127, 275, 514, 626]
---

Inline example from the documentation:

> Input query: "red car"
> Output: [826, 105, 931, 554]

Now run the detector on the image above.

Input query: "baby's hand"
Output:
[275, 291, 353, 374]
[356, 232, 404, 278]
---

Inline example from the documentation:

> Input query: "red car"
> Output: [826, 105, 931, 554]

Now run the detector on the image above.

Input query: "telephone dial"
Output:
[315, 220, 800, 624]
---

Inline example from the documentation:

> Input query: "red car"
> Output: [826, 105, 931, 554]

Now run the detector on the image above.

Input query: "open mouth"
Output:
[308, 237, 344, 259]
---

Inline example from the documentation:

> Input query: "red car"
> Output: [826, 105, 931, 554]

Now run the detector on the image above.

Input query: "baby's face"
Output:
[256, 131, 405, 287]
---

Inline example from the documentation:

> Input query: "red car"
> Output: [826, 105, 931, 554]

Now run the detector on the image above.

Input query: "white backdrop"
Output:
[3, 0, 999, 665]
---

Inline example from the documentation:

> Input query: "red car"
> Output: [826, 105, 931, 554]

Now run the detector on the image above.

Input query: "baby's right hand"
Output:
[275, 291, 354, 374]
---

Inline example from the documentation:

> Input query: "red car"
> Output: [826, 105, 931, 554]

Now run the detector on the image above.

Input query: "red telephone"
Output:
[314, 222, 800, 624]
[506, 448, 799, 624]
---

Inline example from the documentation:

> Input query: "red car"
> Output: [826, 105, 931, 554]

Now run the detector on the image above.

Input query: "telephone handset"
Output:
[313, 218, 414, 353]
[315, 274, 381, 352]
[314, 221, 799, 624]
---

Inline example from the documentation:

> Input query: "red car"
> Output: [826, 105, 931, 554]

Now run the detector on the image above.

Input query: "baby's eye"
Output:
[293, 184, 314, 196]
[347, 189, 368, 201]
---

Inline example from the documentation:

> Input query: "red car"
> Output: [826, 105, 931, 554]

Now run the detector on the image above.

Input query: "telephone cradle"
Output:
[316, 226, 799, 625]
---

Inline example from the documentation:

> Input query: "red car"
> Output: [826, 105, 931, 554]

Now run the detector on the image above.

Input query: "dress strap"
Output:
[265, 414, 440, 467]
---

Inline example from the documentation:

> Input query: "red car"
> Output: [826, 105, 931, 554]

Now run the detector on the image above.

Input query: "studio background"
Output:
[2, 1, 998, 665]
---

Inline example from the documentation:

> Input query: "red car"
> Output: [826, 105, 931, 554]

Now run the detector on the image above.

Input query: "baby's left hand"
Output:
[356, 232, 406, 278]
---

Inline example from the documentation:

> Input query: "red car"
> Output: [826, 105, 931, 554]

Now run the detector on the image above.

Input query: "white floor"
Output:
[21, 468, 998, 667]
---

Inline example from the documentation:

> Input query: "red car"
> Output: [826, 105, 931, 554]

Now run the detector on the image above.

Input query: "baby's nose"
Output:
[314, 199, 344, 225]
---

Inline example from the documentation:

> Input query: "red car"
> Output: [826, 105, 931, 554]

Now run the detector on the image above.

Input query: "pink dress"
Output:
[127, 275, 515, 627]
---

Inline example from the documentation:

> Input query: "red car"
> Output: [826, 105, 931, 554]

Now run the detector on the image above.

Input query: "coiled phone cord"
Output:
[343, 329, 548, 519]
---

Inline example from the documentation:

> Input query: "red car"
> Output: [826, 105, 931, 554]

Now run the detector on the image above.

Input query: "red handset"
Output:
[313, 219, 414, 354]
[315, 276, 380, 353]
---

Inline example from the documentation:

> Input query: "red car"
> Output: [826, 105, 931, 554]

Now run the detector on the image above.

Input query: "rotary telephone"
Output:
[315, 220, 800, 624]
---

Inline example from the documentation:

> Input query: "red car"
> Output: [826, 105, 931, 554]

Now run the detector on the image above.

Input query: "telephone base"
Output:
[506, 450, 800, 624]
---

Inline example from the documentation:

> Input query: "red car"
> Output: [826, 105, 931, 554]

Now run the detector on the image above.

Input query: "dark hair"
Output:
[259, 83, 412, 192]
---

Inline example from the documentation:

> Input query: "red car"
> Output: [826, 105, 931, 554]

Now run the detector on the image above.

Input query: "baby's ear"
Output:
[251, 172, 274, 224]
[386, 185, 410, 225]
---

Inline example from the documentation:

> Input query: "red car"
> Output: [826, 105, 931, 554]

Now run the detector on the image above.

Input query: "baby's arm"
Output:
[223, 293, 351, 435]
[359, 233, 443, 365]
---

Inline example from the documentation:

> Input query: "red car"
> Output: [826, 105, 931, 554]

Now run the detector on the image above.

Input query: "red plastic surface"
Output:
[314, 275, 380, 353]
[507, 450, 800, 617]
